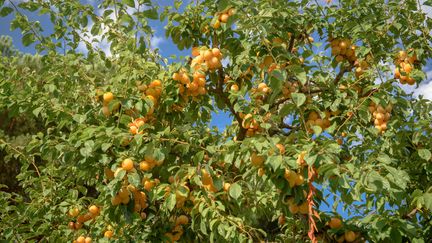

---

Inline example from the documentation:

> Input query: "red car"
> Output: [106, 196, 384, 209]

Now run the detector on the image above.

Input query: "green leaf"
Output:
[18, 2, 39, 12]
[115, 169, 126, 179]
[390, 228, 402, 242]
[143, 8, 158, 20]
[79, 146, 92, 157]
[101, 143, 111, 152]
[376, 153, 392, 164]
[174, 0, 182, 9]
[365, 171, 389, 192]
[296, 71, 307, 85]
[200, 219, 207, 234]
[122, 0, 135, 8]
[91, 23, 100, 35]
[228, 183, 242, 200]
[22, 33, 35, 46]
[312, 125, 322, 136]
[70, 189, 78, 200]
[193, 151, 205, 165]
[279, 104, 293, 117]
[0, 7, 13, 17]
[291, 93, 306, 107]
[127, 173, 140, 187]
[305, 154, 317, 166]
[422, 193, 432, 211]
[290, 65, 307, 84]
[166, 193, 176, 211]
[33, 107, 43, 117]
[268, 155, 282, 171]
[418, 149, 431, 161]
[73, 114, 86, 123]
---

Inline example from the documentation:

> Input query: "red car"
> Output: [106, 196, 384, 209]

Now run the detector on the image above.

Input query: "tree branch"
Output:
[0, 139, 41, 178]
[270, 97, 290, 110]
[402, 208, 418, 219]
[288, 34, 296, 53]
[8, 0, 44, 44]
[333, 66, 350, 85]
[280, 122, 298, 130]
[213, 67, 247, 141]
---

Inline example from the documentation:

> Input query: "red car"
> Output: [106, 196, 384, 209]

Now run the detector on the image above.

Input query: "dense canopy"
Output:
[1, 0, 432, 242]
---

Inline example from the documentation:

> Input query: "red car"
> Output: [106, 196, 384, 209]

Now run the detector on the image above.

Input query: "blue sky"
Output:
[2, 0, 432, 219]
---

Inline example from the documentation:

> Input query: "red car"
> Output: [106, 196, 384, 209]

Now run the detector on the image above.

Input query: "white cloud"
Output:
[150, 35, 165, 49]
[75, 20, 112, 56]
[373, 60, 432, 100]
[221, 57, 230, 67]
[76, 2, 148, 55]
[76, 4, 134, 56]
[421, 0, 432, 18]
[395, 68, 432, 100]
[414, 81, 432, 100]
[413, 69, 432, 99]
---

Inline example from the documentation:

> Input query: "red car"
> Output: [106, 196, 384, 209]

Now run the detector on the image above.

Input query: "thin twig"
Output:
[0, 139, 41, 178]
[280, 122, 297, 130]
[270, 97, 290, 109]
[159, 137, 209, 152]
[288, 34, 296, 53]
[209, 38, 246, 140]
[8, 0, 44, 43]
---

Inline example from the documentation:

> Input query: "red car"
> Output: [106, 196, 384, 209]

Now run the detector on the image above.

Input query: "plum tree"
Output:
[0, 0, 432, 242]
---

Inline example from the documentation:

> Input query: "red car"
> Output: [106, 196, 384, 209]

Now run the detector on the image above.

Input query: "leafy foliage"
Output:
[1, 0, 432, 242]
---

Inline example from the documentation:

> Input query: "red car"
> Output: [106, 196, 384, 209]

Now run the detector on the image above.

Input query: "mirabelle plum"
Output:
[88, 205, 99, 216]
[213, 19, 221, 28]
[102, 106, 110, 117]
[122, 158, 134, 171]
[211, 48, 221, 57]
[228, 8, 236, 16]
[111, 195, 121, 206]
[76, 236, 85, 243]
[295, 174, 304, 186]
[258, 167, 265, 177]
[143, 180, 155, 191]
[299, 202, 309, 214]
[139, 161, 152, 171]
[223, 182, 231, 192]
[176, 215, 189, 225]
[220, 13, 229, 23]
[278, 215, 286, 225]
[329, 217, 342, 229]
[230, 84, 239, 92]
[344, 231, 356, 242]
[201, 169, 213, 185]
[104, 230, 114, 239]
[251, 152, 265, 166]
[103, 92, 114, 103]
[172, 72, 180, 81]
[68, 207, 80, 217]
[192, 47, 200, 57]
[289, 204, 299, 214]
[146, 95, 157, 105]
[68, 222, 75, 230]
[203, 50, 213, 61]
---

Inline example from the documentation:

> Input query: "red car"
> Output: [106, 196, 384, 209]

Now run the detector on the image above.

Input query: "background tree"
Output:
[0, 35, 19, 56]
[1, 0, 432, 242]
